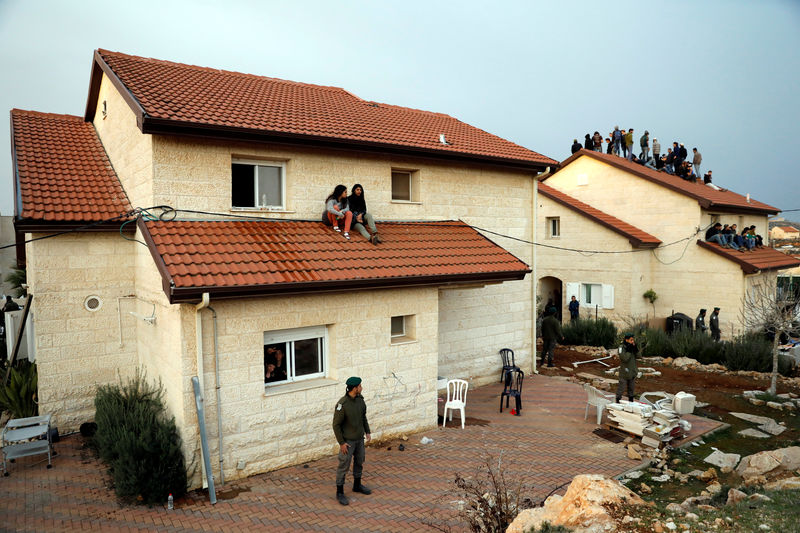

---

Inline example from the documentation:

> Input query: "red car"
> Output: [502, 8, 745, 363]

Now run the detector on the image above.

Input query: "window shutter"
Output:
[602, 284, 615, 309]
[565, 283, 580, 301]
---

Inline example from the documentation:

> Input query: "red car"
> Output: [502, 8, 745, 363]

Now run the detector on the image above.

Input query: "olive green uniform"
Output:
[332, 393, 370, 486]
[616, 343, 638, 402]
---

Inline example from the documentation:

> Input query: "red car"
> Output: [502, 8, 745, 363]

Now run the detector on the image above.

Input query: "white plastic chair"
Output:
[443, 379, 469, 429]
[583, 383, 614, 425]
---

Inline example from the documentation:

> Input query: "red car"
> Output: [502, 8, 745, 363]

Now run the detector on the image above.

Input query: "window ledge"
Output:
[390, 336, 417, 346]
[390, 200, 422, 205]
[263, 377, 338, 397]
[232, 207, 295, 214]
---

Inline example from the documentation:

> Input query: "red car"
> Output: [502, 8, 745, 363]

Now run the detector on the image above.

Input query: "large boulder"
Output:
[506, 474, 646, 533]
[704, 450, 741, 470]
[736, 447, 800, 480]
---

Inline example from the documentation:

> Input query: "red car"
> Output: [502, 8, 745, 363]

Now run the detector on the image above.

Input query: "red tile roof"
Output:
[551, 150, 779, 215]
[697, 240, 800, 274]
[775, 226, 799, 233]
[537, 182, 661, 248]
[140, 219, 531, 302]
[88, 49, 556, 169]
[11, 109, 132, 225]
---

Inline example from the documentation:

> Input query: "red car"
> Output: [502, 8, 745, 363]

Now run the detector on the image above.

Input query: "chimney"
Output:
[439, 134, 448, 145]
[746, 193, 751, 204]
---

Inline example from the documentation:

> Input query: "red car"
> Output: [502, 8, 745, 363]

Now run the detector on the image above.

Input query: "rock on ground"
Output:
[763, 476, 800, 490]
[736, 447, 800, 479]
[506, 474, 646, 533]
[704, 450, 741, 469]
[738, 428, 772, 439]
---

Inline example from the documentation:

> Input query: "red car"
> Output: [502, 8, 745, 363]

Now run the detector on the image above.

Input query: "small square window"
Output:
[232, 160, 285, 210]
[390, 315, 416, 344]
[391, 169, 419, 202]
[546, 217, 560, 238]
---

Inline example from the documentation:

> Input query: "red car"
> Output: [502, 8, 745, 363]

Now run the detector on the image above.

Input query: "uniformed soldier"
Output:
[332, 376, 372, 506]
[710, 307, 721, 342]
[616, 334, 639, 403]
[695, 309, 708, 334]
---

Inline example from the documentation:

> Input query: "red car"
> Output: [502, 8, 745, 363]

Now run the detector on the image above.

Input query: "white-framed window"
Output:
[390, 314, 416, 343]
[546, 217, 560, 238]
[568, 282, 615, 309]
[232, 159, 285, 210]
[391, 169, 419, 202]
[264, 325, 326, 385]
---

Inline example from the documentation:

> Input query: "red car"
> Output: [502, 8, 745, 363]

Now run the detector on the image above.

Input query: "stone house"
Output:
[770, 225, 800, 242]
[536, 149, 800, 337]
[11, 49, 556, 485]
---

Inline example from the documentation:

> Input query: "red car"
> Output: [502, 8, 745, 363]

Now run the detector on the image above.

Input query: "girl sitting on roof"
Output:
[323, 184, 352, 240]
[348, 184, 381, 245]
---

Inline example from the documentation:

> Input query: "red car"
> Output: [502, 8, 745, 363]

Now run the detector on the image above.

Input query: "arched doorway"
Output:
[538, 276, 563, 322]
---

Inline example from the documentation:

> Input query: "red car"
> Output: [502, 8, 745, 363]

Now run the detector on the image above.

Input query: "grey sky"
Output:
[1, 0, 798, 220]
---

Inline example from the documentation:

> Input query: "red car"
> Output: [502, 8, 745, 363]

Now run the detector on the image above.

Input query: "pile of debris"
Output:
[605, 393, 695, 448]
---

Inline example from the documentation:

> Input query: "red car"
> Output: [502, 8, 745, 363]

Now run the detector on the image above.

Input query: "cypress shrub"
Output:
[94, 369, 188, 505]
[724, 334, 793, 376]
[562, 318, 618, 348]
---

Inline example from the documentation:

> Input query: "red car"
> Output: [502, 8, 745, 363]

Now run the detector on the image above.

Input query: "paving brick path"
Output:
[0, 376, 644, 532]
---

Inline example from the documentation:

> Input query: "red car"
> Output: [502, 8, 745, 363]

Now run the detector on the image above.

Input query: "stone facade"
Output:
[538, 156, 780, 338]
[24, 72, 539, 487]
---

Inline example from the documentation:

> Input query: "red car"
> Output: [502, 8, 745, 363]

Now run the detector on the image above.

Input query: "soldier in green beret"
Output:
[332, 376, 372, 505]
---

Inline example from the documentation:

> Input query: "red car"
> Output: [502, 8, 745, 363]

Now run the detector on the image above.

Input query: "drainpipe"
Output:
[207, 304, 224, 485]
[195, 292, 210, 489]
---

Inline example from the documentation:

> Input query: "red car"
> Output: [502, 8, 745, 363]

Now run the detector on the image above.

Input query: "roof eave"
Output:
[139, 116, 553, 172]
[697, 240, 800, 274]
[14, 218, 137, 233]
[85, 49, 147, 127]
[166, 270, 531, 304]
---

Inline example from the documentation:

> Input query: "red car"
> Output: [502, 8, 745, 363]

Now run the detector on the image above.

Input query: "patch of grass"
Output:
[754, 391, 784, 403]
[526, 522, 573, 532]
[691, 489, 800, 531]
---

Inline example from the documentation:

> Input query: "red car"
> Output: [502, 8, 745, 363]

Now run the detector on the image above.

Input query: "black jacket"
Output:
[571, 141, 582, 154]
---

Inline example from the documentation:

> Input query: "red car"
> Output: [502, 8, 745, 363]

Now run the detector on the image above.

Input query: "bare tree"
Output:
[741, 273, 800, 394]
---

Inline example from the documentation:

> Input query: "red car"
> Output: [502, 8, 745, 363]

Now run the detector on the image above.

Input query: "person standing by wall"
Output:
[568, 295, 580, 323]
[710, 307, 721, 341]
[695, 309, 708, 334]
[540, 307, 563, 368]
[616, 334, 638, 403]
[332, 376, 372, 505]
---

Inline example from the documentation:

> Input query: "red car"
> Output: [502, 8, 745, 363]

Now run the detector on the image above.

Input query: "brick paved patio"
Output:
[0, 375, 712, 532]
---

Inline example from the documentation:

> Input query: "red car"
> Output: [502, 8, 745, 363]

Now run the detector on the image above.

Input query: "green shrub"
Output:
[724, 334, 793, 376]
[562, 318, 618, 348]
[94, 369, 188, 505]
[635, 327, 673, 358]
[0, 360, 38, 418]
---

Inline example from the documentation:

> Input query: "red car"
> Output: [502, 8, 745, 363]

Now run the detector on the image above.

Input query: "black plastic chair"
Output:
[500, 368, 524, 415]
[499, 348, 519, 382]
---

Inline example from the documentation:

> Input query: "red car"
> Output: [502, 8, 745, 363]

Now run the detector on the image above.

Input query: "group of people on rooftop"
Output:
[323, 184, 382, 244]
[705, 222, 764, 252]
[571, 128, 715, 186]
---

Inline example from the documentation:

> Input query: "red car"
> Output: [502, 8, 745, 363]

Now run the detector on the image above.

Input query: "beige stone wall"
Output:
[92, 75, 153, 210]
[149, 135, 536, 384]
[173, 287, 440, 485]
[25, 233, 137, 430]
[537, 163, 760, 338]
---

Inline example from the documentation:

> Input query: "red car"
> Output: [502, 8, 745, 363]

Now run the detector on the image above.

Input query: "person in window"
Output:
[322, 184, 352, 240]
[264, 345, 287, 383]
[348, 184, 381, 245]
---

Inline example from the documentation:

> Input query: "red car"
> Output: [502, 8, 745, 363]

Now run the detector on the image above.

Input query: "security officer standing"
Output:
[695, 309, 708, 334]
[710, 307, 721, 342]
[616, 334, 639, 403]
[332, 376, 371, 505]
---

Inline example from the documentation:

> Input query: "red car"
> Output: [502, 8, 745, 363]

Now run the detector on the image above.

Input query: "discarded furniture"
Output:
[583, 383, 614, 424]
[499, 348, 519, 382]
[573, 350, 613, 368]
[500, 368, 524, 414]
[2, 414, 54, 476]
[442, 379, 469, 429]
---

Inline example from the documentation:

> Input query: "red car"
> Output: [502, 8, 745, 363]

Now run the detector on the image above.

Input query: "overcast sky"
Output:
[1, 0, 798, 221]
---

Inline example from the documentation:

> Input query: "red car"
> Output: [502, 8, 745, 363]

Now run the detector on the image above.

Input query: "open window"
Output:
[232, 160, 285, 210]
[264, 325, 326, 385]
[391, 169, 419, 202]
[571, 282, 615, 309]
[390, 314, 416, 344]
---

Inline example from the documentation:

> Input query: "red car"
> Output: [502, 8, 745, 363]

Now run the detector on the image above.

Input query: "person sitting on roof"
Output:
[705, 223, 728, 247]
[748, 225, 764, 248]
[571, 139, 582, 154]
[348, 184, 381, 245]
[323, 184, 353, 240]
[720, 224, 741, 250]
[665, 148, 675, 174]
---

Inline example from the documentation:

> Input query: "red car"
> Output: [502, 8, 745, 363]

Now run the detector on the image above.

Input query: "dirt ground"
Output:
[542, 345, 800, 412]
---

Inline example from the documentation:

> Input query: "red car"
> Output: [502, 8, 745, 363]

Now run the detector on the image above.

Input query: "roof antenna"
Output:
[439, 134, 448, 145]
